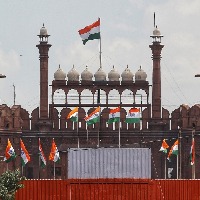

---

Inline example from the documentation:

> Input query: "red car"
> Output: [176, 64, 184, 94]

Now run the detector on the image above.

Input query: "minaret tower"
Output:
[149, 25, 164, 129]
[36, 24, 52, 131]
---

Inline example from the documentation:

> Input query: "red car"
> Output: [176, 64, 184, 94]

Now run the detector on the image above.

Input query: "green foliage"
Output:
[0, 169, 25, 200]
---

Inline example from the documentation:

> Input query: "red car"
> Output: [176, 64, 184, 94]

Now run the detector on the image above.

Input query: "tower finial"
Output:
[154, 12, 155, 28]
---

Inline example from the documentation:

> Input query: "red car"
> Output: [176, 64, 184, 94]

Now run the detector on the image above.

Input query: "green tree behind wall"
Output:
[0, 169, 25, 200]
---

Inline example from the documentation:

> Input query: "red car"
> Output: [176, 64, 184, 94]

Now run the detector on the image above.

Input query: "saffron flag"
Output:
[167, 139, 178, 161]
[4, 138, 16, 163]
[49, 138, 60, 163]
[190, 137, 195, 165]
[78, 18, 100, 45]
[107, 107, 120, 124]
[84, 107, 100, 125]
[20, 139, 30, 166]
[159, 139, 169, 154]
[125, 108, 140, 123]
[39, 138, 46, 168]
[67, 107, 78, 122]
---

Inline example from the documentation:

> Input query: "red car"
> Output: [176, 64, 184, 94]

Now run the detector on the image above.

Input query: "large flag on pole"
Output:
[4, 139, 16, 163]
[78, 18, 100, 45]
[49, 138, 60, 163]
[167, 139, 178, 161]
[20, 139, 30, 166]
[190, 137, 195, 165]
[67, 107, 78, 122]
[107, 107, 120, 124]
[39, 138, 46, 168]
[84, 107, 100, 125]
[159, 139, 169, 154]
[125, 108, 140, 123]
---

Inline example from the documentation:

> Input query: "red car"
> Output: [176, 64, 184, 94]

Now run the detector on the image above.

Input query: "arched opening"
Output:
[94, 89, 106, 104]
[121, 89, 133, 105]
[81, 89, 93, 105]
[67, 89, 79, 104]
[108, 89, 120, 105]
[53, 89, 66, 104]
[135, 89, 147, 105]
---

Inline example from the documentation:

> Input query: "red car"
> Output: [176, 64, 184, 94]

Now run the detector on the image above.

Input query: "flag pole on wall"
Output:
[119, 107, 121, 148]
[77, 110, 79, 148]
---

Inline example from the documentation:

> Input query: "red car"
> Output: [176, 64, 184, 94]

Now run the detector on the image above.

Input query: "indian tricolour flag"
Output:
[78, 18, 100, 45]
[84, 107, 100, 125]
[125, 108, 140, 123]
[49, 138, 60, 163]
[107, 107, 120, 124]
[67, 107, 78, 122]
[4, 138, 16, 163]
[20, 139, 30, 166]
[167, 139, 178, 161]
[190, 137, 195, 165]
[159, 139, 169, 154]
[39, 138, 46, 168]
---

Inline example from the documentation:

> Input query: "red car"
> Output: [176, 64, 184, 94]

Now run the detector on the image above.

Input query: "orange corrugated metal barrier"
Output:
[15, 179, 200, 200]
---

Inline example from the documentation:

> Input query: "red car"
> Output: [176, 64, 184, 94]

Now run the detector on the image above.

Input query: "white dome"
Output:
[121, 65, 133, 81]
[153, 26, 161, 36]
[135, 66, 147, 81]
[67, 65, 79, 81]
[108, 66, 120, 81]
[40, 24, 48, 36]
[94, 67, 106, 81]
[81, 66, 93, 81]
[54, 65, 66, 81]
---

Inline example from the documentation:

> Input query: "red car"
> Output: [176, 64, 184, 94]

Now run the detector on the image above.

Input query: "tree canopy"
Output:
[0, 169, 25, 200]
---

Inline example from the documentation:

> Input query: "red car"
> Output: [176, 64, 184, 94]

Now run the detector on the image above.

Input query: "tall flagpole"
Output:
[38, 138, 40, 179]
[22, 166, 23, 176]
[177, 154, 178, 179]
[86, 123, 88, 142]
[119, 107, 121, 148]
[164, 154, 166, 179]
[97, 107, 101, 148]
[179, 127, 182, 179]
[77, 110, 79, 148]
[99, 17, 102, 68]
[39, 153, 41, 179]
[98, 17, 101, 148]
[53, 162, 55, 180]
[192, 128, 195, 179]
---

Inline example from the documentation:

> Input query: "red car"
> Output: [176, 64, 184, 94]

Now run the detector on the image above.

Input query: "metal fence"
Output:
[15, 179, 200, 200]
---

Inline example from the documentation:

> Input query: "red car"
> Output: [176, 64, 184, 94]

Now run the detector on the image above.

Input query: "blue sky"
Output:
[0, 0, 200, 114]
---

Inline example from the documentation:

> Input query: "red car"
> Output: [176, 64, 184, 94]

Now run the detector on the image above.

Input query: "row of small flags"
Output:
[4, 138, 60, 168]
[159, 138, 195, 165]
[67, 107, 140, 125]
[4, 136, 195, 168]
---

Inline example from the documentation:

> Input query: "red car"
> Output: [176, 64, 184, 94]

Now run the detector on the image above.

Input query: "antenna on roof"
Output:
[154, 12, 156, 27]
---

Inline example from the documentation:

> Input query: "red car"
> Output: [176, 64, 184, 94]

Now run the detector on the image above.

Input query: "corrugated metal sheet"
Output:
[15, 179, 200, 200]
[68, 148, 151, 178]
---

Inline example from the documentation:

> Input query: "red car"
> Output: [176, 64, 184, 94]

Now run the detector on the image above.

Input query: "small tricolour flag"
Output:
[4, 138, 16, 163]
[125, 108, 140, 123]
[107, 107, 120, 124]
[67, 107, 78, 122]
[167, 139, 178, 161]
[20, 139, 30, 166]
[84, 107, 100, 125]
[159, 139, 169, 154]
[49, 138, 60, 163]
[190, 137, 195, 165]
[39, 138, 46, 168]
[78, 18, 100, 45]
